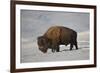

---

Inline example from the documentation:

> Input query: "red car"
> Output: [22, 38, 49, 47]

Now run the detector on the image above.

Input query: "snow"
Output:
[21, 37, 89, 63]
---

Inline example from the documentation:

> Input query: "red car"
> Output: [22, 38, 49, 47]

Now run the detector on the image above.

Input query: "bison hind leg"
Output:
[74, 42, 78, 50]
[70, 43, 73, 50]
[72, 40, 78, 50]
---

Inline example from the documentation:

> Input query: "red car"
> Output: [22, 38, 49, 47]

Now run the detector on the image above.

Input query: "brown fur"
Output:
[37, 26, 78, 53]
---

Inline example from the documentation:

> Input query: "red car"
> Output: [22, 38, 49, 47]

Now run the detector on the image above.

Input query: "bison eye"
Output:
[38, 40, 44, 45]
[38, 39, 46, 45]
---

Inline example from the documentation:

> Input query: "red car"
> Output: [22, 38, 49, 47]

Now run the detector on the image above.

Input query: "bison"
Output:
[37, 26, 78, 53]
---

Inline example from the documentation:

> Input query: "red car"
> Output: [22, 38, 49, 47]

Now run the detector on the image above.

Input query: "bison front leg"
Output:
[51, 45, 56, 53]
[51, 44, 60, 53]
[52, 45, 59, 52]
[52, 48, 55, 53]
[56, 45, 60, 52]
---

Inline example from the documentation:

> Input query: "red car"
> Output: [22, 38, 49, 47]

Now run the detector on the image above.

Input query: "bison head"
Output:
[37, 36, 49, 53]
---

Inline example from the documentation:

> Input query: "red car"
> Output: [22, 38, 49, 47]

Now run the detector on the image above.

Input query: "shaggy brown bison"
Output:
[37, 26, 78, 53]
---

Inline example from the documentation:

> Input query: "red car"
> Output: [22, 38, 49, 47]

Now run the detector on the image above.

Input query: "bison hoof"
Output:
[52, 51, 55, 53]
[70, 49, 72, 51]
[57, 50, 60, 52]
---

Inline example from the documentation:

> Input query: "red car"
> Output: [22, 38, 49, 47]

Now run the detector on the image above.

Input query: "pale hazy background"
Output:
[20, 9, 90, 63]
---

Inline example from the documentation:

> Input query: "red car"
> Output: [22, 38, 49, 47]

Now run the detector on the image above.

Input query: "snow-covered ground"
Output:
[21, 32, 90, 63]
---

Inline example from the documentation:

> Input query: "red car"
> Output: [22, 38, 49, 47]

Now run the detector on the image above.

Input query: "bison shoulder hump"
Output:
[44, 26, 61, 39]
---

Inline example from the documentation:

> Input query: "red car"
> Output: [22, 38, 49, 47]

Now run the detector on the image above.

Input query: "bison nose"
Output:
[39, 48, 47, 53]
[43, 51, 47, 53]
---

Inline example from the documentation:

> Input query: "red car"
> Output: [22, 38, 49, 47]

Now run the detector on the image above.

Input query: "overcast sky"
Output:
[21, 9, 90, 42]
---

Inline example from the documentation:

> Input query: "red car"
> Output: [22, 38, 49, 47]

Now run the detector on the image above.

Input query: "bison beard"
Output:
[37, 26, 78, 53]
